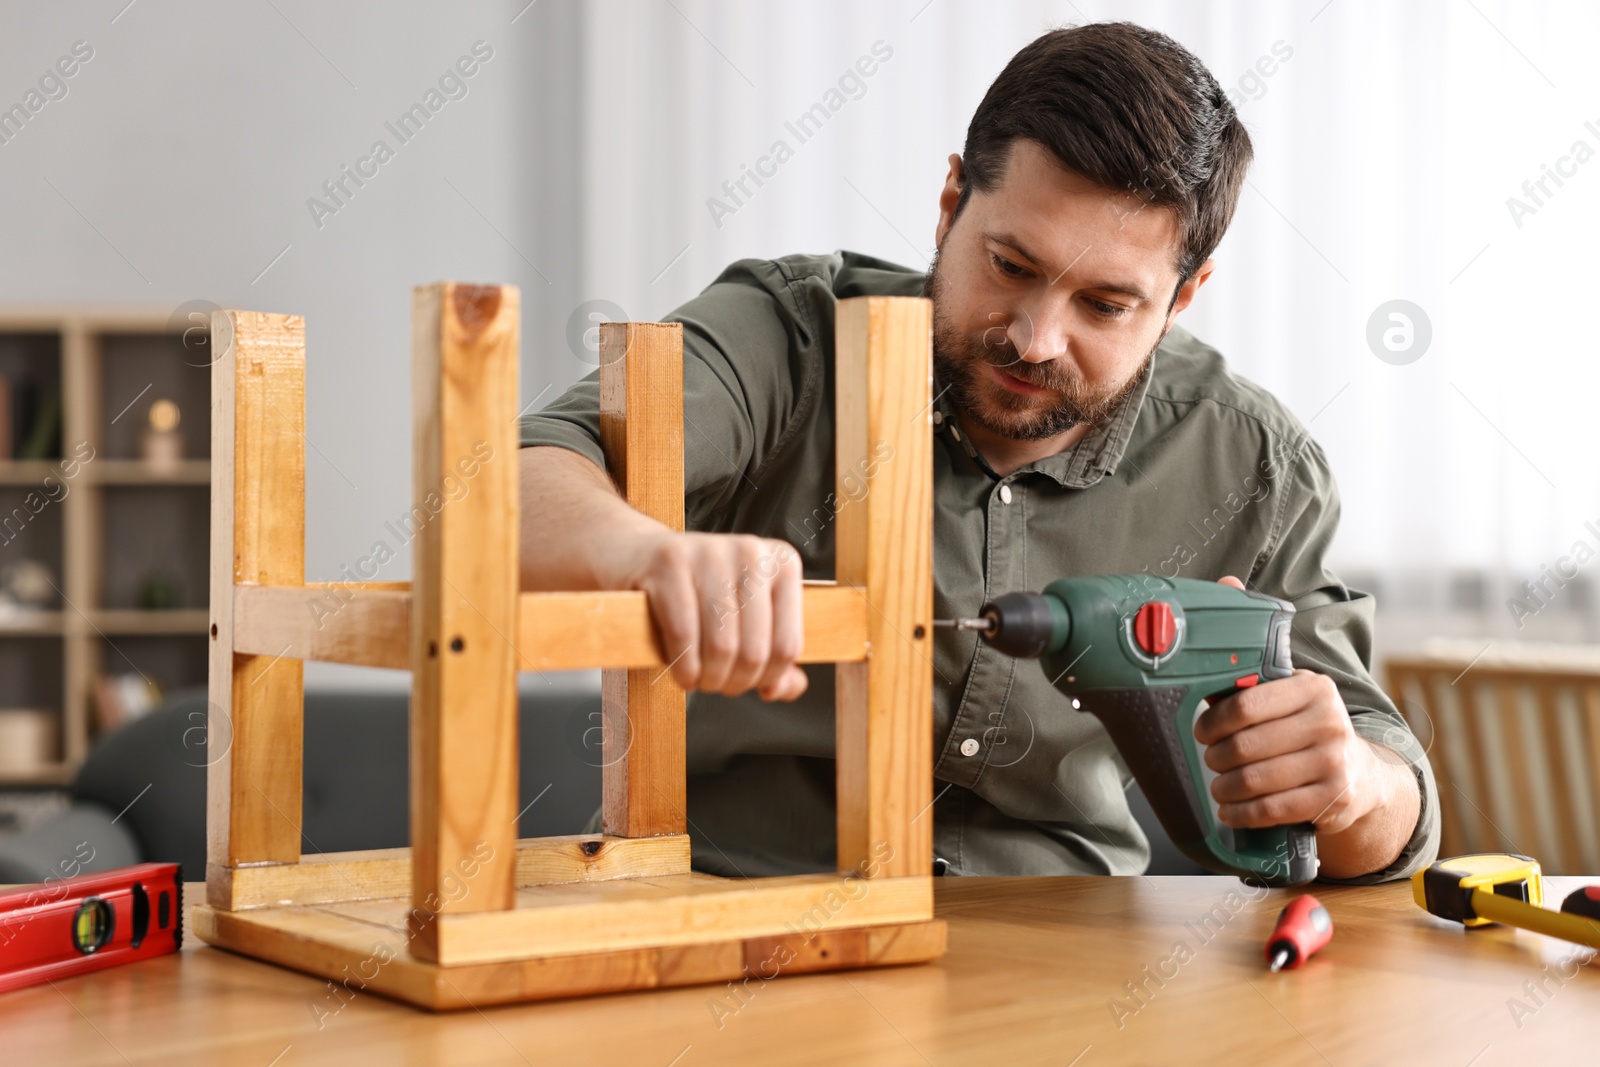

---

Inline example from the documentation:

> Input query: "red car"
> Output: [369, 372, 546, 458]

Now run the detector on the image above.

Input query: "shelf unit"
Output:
[0, 310, 210, 787]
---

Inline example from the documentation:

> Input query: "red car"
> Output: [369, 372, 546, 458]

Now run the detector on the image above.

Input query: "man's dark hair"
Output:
[955, 21, 1252, 284]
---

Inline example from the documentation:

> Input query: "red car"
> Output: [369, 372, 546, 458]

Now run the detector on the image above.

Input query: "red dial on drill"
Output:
[1134, 601, 1176, 655]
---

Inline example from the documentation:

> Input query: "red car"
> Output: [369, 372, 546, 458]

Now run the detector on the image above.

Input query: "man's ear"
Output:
[1165, 257, 1216, 328]
[934, 153, 964, 251]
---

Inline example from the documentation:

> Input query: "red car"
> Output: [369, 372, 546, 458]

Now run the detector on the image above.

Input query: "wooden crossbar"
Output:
[197, 284, 942, 1008]
[229, 582, 872, 671]
[193, 909, 946, 1010]
[208, 834, 692, 911]
[424, 872, 933, 965]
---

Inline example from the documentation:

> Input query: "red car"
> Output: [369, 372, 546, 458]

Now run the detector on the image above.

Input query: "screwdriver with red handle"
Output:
[1265, 894, 1333, 971]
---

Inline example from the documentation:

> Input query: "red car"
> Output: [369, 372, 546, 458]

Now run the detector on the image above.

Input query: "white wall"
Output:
[0, 0, 590, 689]
[6, 0, 1598, 688]
[570, 0, 1600, 659]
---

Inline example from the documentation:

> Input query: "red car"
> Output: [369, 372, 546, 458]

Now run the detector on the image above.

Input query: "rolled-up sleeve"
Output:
[1248, 435, 1441, 885]
[517, 362, 608, 468]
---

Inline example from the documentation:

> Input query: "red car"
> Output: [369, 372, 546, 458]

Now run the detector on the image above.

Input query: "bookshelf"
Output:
[0, 310, 211, 788]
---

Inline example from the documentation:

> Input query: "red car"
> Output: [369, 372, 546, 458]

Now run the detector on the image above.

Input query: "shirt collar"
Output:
[932, 355, 1154, 489]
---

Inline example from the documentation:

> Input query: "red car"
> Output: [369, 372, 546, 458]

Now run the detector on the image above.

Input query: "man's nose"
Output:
[1011, 301, 1071, 364]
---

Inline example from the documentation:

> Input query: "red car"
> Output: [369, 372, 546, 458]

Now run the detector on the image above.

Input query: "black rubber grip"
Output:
[1079, 687, 1208, 852]
[1083, 687, 1317, 884]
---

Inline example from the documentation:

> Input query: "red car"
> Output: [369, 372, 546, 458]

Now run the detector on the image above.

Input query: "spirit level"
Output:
[0, 862, 182, 994]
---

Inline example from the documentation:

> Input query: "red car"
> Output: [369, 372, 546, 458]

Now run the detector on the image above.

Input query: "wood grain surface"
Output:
[227, 583, 869, 673]
[206, 833, 692, 911]
[833, 296, 935, 880]
[597, 320, 687, 840]
[408, 282, 522, 952]
[207, 310, 307, 875]
[11, 876, 1600, 1064]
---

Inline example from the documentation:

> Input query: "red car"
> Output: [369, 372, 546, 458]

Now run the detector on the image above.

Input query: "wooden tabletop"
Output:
[6, 876, 1596, 1065]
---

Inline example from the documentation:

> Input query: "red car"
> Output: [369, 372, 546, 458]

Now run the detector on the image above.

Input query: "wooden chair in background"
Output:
[191, 284, 946, 1009]
[1387, 640, 1600, 874]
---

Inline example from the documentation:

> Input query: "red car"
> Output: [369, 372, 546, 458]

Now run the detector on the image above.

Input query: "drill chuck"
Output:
[973, 591, 1070, 659]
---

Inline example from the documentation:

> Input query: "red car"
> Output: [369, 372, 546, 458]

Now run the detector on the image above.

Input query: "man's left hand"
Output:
[1192, 575, 1421, 878]
[1194, 665, 1388, 835]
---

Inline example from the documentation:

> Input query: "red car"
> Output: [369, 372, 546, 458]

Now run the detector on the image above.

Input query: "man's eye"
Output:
[1086, 298, 1130, 319]
[990, 253, 1027, 278]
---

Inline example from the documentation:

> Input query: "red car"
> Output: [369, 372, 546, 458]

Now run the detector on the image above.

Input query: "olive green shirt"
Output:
[519, 250, 1440, 884]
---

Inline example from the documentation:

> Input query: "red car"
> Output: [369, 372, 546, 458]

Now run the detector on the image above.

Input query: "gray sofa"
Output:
[0, 687, 1204, 882]
[0, 687, 607, 883]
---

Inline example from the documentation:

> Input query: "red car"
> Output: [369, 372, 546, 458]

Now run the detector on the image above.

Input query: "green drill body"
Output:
[955, 575, 1317, 886]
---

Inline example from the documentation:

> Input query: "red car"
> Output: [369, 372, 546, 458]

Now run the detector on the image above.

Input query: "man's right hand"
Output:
[603, 530, 809, 702]
[518, 446, 808, 702]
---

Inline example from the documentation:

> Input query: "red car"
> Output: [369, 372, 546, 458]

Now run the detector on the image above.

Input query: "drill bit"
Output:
[932, 616, 996, 634]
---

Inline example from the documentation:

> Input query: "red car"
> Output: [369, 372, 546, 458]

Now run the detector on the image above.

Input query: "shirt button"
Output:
[932, 410, 944, 426]
[959, 738, 980, 757]
[999, 484, 1013, 504]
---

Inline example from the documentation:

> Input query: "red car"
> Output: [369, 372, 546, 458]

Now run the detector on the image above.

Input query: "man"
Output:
[518, 21, 1438, 882]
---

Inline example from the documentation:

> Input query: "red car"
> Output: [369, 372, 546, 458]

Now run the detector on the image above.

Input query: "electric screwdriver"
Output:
[934, 574, 1318, 886]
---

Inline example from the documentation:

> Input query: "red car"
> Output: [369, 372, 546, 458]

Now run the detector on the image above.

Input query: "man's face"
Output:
[926, 139, 1205, 441]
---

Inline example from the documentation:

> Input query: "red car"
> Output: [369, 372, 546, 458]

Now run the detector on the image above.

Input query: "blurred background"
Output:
[1, 0, 1596, 876]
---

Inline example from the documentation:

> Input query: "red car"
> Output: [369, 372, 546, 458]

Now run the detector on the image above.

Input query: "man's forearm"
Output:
[1315, 738, 1422, 879]
[518, 445, 664, 591]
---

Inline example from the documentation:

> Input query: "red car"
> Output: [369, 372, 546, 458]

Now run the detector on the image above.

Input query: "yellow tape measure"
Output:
[1413, 853, 1600, 950]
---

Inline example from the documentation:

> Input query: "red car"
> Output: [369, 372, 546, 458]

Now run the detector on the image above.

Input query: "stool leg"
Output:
[597, 322, 687, 839]
[207, 311, 307, 907]
[834, 296, 934, 879]
[409, 283, 521, 956]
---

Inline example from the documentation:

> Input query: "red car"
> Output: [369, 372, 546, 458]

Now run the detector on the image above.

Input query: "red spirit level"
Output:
[0, 862, 182, 994]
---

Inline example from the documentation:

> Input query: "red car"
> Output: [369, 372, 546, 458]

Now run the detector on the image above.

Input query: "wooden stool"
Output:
[190, 284, 946, 1010]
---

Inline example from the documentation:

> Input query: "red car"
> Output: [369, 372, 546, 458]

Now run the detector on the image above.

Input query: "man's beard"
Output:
[923, 252, 1156, 442]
